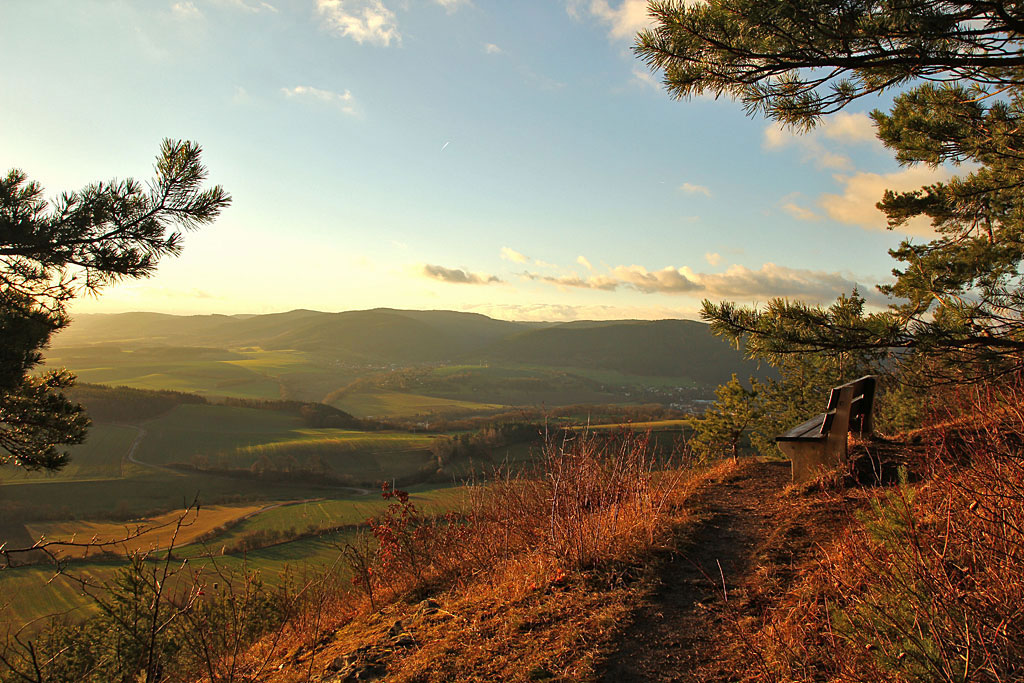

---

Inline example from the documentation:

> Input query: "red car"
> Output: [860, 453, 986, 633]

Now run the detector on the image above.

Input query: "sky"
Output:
[1, 0, 951, 322]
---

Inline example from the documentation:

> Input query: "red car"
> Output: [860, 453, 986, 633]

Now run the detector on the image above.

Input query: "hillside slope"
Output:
[480, 318, 758, 383]
[255, 460, 864, 682]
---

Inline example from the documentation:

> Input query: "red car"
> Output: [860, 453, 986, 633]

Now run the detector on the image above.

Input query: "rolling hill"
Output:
[54, 309, 761, 387]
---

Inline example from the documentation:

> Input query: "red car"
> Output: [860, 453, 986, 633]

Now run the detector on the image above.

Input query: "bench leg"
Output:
[778, 441, 847, 483]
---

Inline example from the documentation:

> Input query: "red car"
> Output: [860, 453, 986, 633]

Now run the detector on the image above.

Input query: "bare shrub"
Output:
[345, 428, 690, 607]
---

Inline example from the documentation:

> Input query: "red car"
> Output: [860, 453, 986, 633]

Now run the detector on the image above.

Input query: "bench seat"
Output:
[776, 412, 832, 442]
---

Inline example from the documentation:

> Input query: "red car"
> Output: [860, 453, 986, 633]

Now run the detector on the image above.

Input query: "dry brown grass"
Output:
[240, 429, 711, 682]
[732, 376, 1024, 683]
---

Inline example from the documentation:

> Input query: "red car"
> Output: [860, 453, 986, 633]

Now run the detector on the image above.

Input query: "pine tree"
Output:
[638, 1, 1024, 381]
[0, 140, 229, 470]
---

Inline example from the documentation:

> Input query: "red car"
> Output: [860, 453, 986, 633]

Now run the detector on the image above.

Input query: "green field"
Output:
[0, 469, 339, 525]
[134, 404, 436, 465]
[420, 364, 636, 404]
[12, 338, 666, 636]
[332, 365, 627, 409]
[0, 484, 471, 629]
[0, 531, 357, 628]
[207, 485, 468, 549]
[0, 403, 447, 535]
[131, 404, 438, 483]
[0, 561, 123, 625]
[133, 404, 307, 465]
[3, 308, 733, 637]
[45, 339, 710, 415]
[25, 503, 271, 559]
[232, 434, 435, 481]
[580, 419, 691, 431]
[54, 356, 279, 399]
[43, 347, 319, 400]
[1, 423, 140, 483]
[554, 367, 697, 390]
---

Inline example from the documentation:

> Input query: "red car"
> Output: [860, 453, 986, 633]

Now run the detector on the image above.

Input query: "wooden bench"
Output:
[775, 375, 877, 483]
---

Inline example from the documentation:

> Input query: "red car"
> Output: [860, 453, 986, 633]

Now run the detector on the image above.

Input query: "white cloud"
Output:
[765, 127, 852, 170]
[570, 0, 654, 39]
[423, 264, 502, 285]
[281, 85, 356, 115]
[680, 182, 711, 197]
[780, 200, 820, 221]
[704, 252, 721, 266]
[611, 265, 702, 293]
[435, 0, 469, 11]
[696, 262, 875, 302]
[231, 85, 250, 104]
[522, 265, 701, 294]
[819, 166, 953, 235]
[534, 259, 558, 269]
[761, 126, 789, 150]
[764, 111, 960, 235]
[766, 112, 878, 149]
[500, 247, 529, 263]
[821, 112, 878, 144]
[522, 258, 881, 306]
[522, 271, 620, 291]
[577, 255, 594, 271]
[484, 43, 502, 54]
[569, 0, 708, 40]
[764, 112, 881, 171]
[631, 66, 660, 91]
[215, 0, 277, 12]
[316, 0, 400, 46]
[465, 302, 702, 322]
[171, 2, 202, 19]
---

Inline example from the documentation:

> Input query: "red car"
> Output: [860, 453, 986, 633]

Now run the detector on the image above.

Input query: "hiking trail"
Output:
[599, 459, 858, 682]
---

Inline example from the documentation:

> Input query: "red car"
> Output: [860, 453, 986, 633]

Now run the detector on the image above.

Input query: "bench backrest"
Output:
[824, 375, 876, 437]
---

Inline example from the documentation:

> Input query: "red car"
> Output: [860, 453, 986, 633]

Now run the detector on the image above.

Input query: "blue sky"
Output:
[1, 0, 950, 321]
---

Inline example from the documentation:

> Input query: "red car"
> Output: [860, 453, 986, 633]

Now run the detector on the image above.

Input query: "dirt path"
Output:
[598, 459, 854, 682]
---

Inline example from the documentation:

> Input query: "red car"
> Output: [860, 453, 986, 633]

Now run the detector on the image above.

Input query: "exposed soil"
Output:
[597, 459, 863, 682]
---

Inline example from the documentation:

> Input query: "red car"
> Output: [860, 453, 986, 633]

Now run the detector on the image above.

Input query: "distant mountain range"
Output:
[54, 308, 765, 387]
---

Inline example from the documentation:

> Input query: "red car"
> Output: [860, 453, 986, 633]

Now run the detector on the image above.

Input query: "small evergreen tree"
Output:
[690, 374, 763, 460]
